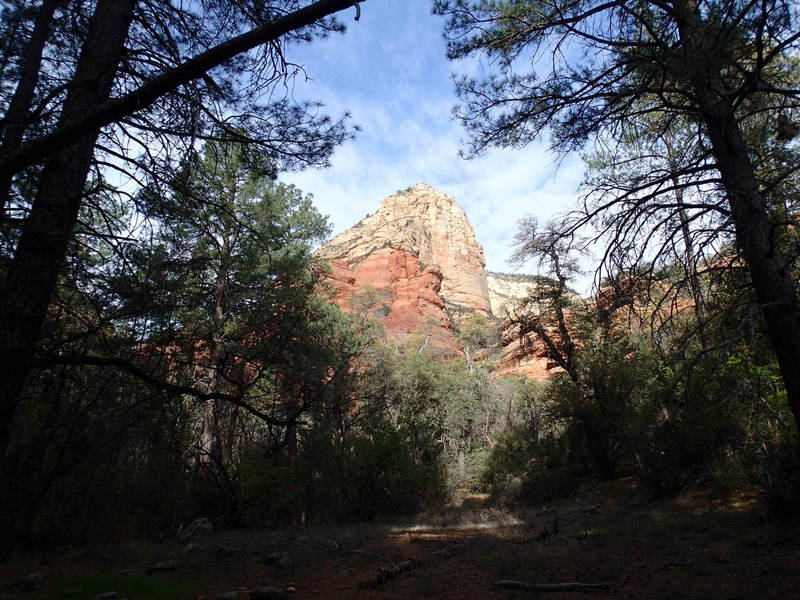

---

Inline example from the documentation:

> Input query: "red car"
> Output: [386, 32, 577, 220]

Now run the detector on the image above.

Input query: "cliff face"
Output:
[318, 183, 555, 379]
[320, 183, 492, 313]
[487, 272, 541, 318]
[318, 184, 491, 348]
[485, 273, 556, 380]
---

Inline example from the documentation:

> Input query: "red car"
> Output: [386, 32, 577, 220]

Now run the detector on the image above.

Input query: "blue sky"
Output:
[282, 1, 586, 276]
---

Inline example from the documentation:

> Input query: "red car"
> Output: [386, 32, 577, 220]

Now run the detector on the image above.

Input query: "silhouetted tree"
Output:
[0, 0, 365, 459]
[510, 219, 618, 478]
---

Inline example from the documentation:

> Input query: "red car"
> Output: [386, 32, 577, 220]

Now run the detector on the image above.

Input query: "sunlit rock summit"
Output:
[318, 184, 490, 333]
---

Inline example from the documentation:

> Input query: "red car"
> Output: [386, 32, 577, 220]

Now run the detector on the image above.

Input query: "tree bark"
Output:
[704, 112, 800, 433]
[672, 0, 800, 434]
[0, 1, 136, 561]
[0, 0, 64, 220]
[0, 0, 136, 459]
[206, 254, 230, 466]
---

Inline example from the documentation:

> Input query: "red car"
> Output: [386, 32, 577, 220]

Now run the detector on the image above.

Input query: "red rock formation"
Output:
[322, 258, 357, 304]
[383, 250, 447, 334]
[493, 323, 561, 381]
[317, 183, 558, 374]
[319, 184, 492, 315]
[324, 247, 452, 347]
[318, 184, 494, 353]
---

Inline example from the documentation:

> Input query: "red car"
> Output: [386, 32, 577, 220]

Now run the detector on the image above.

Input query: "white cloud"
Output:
[285, 90, 585, 263]
[281, 3, 592, 291]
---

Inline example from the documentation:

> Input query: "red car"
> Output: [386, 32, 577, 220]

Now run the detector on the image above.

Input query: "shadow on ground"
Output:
[2, 479, 799, 599]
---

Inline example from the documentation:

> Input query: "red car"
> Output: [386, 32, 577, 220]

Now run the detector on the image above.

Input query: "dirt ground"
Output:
[3, 478, 799, 599]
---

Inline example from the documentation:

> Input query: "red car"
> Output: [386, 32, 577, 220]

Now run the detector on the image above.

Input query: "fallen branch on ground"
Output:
[360, 545, 462, 588]
[495, 580, 614, 593]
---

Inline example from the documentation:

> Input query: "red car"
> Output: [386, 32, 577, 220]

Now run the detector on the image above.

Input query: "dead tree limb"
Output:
[360, 545, 461, 588]
[496, 580, 614, 593]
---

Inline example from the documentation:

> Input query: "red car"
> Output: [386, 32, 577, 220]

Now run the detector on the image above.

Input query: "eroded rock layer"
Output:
[318, 184, 491, 347]
[320, 184, 491, 312]
[487, 272, 541, 318]
[318, 183, 555, 378]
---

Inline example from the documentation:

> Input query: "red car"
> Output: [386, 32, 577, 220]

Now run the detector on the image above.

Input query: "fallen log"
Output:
[360, 545, 462, 588]
[496, 580, 614, 593]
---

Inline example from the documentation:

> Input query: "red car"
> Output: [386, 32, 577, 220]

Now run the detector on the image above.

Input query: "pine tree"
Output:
[435, 0, 800, 434]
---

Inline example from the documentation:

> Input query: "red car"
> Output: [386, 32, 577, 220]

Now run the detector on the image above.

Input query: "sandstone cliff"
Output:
[320, 184, 492, 313]
[485, 272, 559, 380]
[318, 183, 555, 379]
[486, 271, 542, 318]
[318, 184, 492, 348]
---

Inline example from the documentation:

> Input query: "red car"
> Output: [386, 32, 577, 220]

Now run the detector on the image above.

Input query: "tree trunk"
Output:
[0, 0, 64, 220]
[206, 261, 229, 466]
[672, 0, 800, 434]
[703, 111, 800, 434]
[582, 419, 614, 480]
[0, 0, 136, 459]
[676, 192, 709, 350]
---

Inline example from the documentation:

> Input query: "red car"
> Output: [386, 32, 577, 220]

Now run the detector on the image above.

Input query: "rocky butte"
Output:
[317, 183, 554, 380]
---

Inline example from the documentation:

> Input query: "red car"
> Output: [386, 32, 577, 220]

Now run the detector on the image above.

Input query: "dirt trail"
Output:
[3, 482, 800, 599]
[164, 483, 800, 599]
